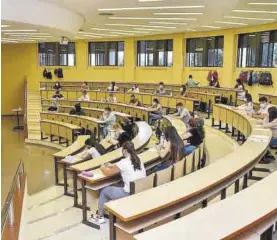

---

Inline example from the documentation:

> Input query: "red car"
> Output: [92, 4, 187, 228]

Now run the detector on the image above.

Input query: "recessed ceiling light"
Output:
[154, 12, 203, 15]
[2, 37, 36, 41]
[75, 37, 85, 39]
[138, 0, 163, 1]
[90, 28, 149, 33]
[1, 39, 18, 43]
[132, 28, 163, 32]
[214, 21, 248, 26]
[79, 32, 119, 37]
[187, 29, 197, 31]
[149, 21, 188, 25]
[105, 24, 176, 29]
[4, 32, 50, 35]
[1, 25, 10, 28]
[201, 25, 221, 29]
[233, 10, 277, 14]
[7, 35, 51, 38]
[109, 17, 197, 20]
[110, 32, 135, 35]
[1, 29, 38, 32]
[99, 6, 204, 11]
[248, 2, 277, 5]
[224, 16, 274, 21]
[79, 35, 101, 38]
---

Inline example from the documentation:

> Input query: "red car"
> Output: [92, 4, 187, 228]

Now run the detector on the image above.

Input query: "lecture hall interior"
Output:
[1, 0, 277, 239]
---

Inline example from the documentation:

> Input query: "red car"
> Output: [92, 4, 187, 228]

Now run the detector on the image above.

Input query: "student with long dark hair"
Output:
[53, 81, 61, 90]
[148, 98, 163, 124]
[235, 79, 245, 100]
[262, 106, 277, 148]
[236, 92, 254, 114]
[90, 141, 146, 224]
[155, 126, 185, 170]
[107, 81, 119, 92]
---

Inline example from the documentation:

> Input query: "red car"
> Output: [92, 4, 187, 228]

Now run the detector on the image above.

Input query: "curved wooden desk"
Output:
[53, 135, 90, 185]
[40, 120, 82, 146]
[104, 104, 271, 240]
[134, 170, 277, 240]
[62, 121, 152, 207]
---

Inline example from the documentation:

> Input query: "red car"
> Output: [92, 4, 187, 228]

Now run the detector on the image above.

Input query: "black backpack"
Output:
[43, 69, 48, 78]
[259, 72, 273, 86]
[247, 71, 253, 86]
[57, 68, 63, 78]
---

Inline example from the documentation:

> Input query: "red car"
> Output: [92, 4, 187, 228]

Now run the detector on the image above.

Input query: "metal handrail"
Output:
[1, 160, 25, 233]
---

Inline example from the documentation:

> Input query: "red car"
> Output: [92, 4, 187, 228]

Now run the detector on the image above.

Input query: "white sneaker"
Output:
[90, 213, 106, 224]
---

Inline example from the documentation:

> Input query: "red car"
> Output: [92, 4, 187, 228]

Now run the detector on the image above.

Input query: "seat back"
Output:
[155, 165, 173, 186]
[130, 173, 155, 195]
[173, 158, 186, 180]
[185, 153, 194, 175]
[194, 147, 200, 171]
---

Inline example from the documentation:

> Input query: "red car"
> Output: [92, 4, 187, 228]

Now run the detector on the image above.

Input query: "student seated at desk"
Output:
[209, 77, 220, 88]
[236, 93, 254, 114]
[106, 93, 117, 103]
[107, 81, 119, 92]
[155, 82, 167, 95]
[53, 81, 61, 91]
[235, 79, 245, 100]
[180, 85, 187, 96]
[172, 102, 192, 127]
[77, 138, 106, 160]
[155, 126, 185, 171]
[183, 118, 204, 155]
[129, 94, 142, 107]
[48, 100, 59, 112]
[104, 123, 131, 148]
[52, 91, 64, 100]
[128, 84, 139, 93]
[252, 97, 272, 119]
[100, 107, 117, 137]
[78, 90, 90, 102]
[69, 103, 85, 116]
[121, 118, 135, 138]
[186, 75, 199, 87]
[90, 141, 146, 224]
[148, 98, 163, 124]
[81, 81, 89, 90]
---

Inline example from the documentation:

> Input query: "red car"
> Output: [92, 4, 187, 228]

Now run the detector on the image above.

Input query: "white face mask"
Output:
[122, 149, 128, 158]
[260, 103, 266, 109]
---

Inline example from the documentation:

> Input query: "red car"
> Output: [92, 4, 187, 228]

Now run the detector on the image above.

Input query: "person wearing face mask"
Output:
[53, 81, 61, 91]
[234, 79, 245, 100]
[172, 102, 192, 127]
[129, 94, 142, 107]
[183, 118, 205, 155]
[236, 93, 254, 114]
[107, 81, 119, 92]
[128, 84, 140, 93]
[148, 98, 163, 124]
[155, 82, 167, 95]
[252, 97, 272, 120]
[100, 107, 117, 137]
[186, 75, 199, 87]
[90, 141, 146, 224]
[105, 123, 131, 148]
[78, 90, 90, 102]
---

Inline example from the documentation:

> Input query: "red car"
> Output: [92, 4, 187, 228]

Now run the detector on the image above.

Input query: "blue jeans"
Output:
[185, 145, 197, 156]
[270, 138, 277, 148]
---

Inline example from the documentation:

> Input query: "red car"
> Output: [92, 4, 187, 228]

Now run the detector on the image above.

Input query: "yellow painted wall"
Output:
[1, 22, 277, 114]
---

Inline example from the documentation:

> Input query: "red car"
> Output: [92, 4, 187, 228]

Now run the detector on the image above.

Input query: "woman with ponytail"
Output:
[90, 141, 146, 224]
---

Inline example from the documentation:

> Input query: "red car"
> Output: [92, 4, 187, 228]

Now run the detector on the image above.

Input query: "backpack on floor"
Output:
[259, 72, 273, 86]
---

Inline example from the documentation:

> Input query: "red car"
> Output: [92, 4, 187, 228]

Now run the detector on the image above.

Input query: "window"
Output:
[38, 42, 76, 66]
[237, 30, 277, 67]
[186, 36, 224, 67]
[137, 39, 173, 67]
[88, 41, 124, 66]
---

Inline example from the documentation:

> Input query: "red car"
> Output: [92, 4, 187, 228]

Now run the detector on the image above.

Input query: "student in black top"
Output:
[69, 103, 85, 116]
[53, 81, 61, 90]
[183, 118, 204, 156]
[106, 123, 131, 148]
[121, 118, 135, 138]
[52, 91, 64, 99]
[129, 94, 142, 107]
[180, 85, 187, 96]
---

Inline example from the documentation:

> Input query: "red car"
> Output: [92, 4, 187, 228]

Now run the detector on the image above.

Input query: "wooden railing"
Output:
[24, 78, 28, 139]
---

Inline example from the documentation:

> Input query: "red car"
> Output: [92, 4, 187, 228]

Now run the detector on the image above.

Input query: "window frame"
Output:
[137, 39, 173, 67]
[88, 41, 125, 67]
[186, 36, 224, 67]
[237, 30, 277, 68]
[38, 42, 76, 67]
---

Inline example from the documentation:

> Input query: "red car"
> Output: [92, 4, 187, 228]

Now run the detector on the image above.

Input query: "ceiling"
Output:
[1, 0, 277, 43]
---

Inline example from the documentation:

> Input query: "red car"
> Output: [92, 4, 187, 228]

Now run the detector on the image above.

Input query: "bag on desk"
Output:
[221, 97, 228, 104]
[199, 102, 207, 112]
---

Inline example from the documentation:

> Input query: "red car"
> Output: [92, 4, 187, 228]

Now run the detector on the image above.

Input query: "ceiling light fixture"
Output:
[201, 25, 221, 29]
[187, 29, 197, 31]
[1, 39, 18, 43]
[90, 28, 150, 33]
[109, 17, 197, 20]
[149, 21, 188, 25]
[2, 37, 36, 42]
[138, 0, 163, 1]
[132, 28, 164, 31]
[154, 12, 203, 15]
[4, 32, 50, 35]
[110, 32, 135, 35]
[232, 9, 277, 14]
[1, 29, 38, 32]
[214, 21, 248, 26]
[224, 16, 274, 21]
[79, 35, 101, 38]
[248, 2, 277, 5]
[6, 35, 51, 38]
[1, 25, 10, 28]
[79, 32, 119, 37]
[99, 6, 204, 11]
[105, 23, 176, 29]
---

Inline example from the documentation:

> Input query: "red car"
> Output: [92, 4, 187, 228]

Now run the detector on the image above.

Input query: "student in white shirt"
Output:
[79, 90, 90, 102]
[78, 138, 106, 160]
[172, 102, 192, 127]
[90, 141, 146, 224]
[236, 93, 254, 114]
[252, 97, 272, 120]
[81, 81, 89, 90]
[155, 82, 167, 95]
[107, 81, 119, 92]
[106, 93, 117, 103]
[128, 84, 140, 93]
[100, 107, 117, 137]
[234, 79, 245, 100]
